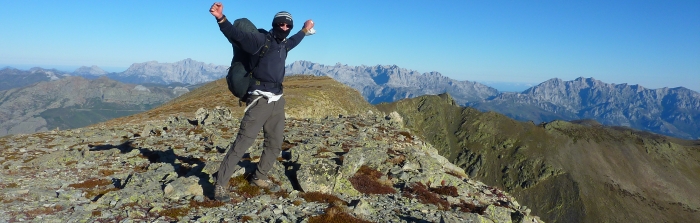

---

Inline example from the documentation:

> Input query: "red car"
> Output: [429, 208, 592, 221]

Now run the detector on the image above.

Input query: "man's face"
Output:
[277, 23, 291, 31]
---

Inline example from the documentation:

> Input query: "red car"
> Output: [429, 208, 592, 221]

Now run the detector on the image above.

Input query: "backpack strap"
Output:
[236, 34, 272, 106]
[245, 34, 272, 78]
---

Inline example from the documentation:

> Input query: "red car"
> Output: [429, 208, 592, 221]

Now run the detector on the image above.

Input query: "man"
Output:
[209, 2, 314, 202]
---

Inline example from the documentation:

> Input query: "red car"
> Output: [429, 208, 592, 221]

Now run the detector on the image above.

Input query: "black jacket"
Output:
[218, 16, 305, 94]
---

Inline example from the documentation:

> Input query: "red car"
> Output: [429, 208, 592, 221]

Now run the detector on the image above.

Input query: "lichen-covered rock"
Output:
[163, 176, 203, 200]
[297, 158, 337, 193]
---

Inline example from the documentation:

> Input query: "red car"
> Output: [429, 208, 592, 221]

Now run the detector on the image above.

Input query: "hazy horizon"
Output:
[4, 60, 695, 93]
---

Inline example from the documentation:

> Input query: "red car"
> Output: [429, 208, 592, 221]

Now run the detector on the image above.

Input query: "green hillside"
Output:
[377, 93, 700, 223]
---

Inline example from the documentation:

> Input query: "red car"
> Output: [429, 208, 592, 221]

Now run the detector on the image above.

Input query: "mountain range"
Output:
[0, 67, 65, 91]
[3, 59, 698, 140]
[285, 60, 499, 105]
[111, 58, 228, 85]
[0, 61, 227, 137]
[68, 59, 228, 85]
[284, 61, 700, 139]
[468, 77, 700, 140]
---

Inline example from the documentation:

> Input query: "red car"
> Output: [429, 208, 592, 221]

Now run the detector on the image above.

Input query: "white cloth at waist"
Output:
[249, 90, 282, 102]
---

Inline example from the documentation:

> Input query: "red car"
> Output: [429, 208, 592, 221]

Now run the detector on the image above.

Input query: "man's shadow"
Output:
[89, 140, 224, 198]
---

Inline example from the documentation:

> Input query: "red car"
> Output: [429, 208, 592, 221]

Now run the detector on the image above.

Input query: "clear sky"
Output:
[1, 0, 698, 91]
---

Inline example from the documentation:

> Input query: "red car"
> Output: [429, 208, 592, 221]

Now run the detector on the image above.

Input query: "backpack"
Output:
[225, 18, 277, 103]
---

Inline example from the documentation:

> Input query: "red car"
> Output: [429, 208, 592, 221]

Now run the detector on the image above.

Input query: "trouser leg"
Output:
[216, 97, 270, 187]
[254, 97, 286, 180]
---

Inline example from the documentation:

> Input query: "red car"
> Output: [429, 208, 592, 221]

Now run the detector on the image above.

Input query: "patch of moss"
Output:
[158, 206, 191, 220]
[228, 175, 263, 198]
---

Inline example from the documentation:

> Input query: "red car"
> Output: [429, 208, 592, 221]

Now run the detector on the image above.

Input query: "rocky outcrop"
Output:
[285, 60, 500, 105]
[0, 107, 541, 222]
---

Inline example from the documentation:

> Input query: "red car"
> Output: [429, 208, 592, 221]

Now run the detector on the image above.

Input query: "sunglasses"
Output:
[277, 23, 292, 28]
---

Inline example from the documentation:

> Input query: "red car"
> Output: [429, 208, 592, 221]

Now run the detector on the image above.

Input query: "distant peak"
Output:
[74, 65, 107, 75]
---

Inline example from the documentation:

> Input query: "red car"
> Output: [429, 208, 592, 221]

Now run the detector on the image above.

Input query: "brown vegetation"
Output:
[300, 192, 347, 206]
[349, 165, 395, 194]
[402, 182, 450, 210]
[308, 205, 373, 223]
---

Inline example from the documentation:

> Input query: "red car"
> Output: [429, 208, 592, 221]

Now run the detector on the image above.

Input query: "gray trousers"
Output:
[216, 95, 285, 187]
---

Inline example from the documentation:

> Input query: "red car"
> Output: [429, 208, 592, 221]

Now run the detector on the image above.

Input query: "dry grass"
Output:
[22, 205, 64, 219]
[308, 205, 373, 223]
[402, 182, 450, 210]
[158, 206, 191, 220]
[68, 178, 111, 189]
[68, 178, 118, 199]
[300, 192, 347, 206]
[98, 75, 378, 127]
[349, 165, 395, 194]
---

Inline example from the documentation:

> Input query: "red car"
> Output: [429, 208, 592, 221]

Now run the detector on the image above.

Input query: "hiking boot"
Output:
[249, 177, 270, 188]
[214, 184, 230, 202]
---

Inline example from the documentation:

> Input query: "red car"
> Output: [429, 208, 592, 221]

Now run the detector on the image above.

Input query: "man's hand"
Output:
[209, 2, 224, 20]
[303, 20, 315, 30]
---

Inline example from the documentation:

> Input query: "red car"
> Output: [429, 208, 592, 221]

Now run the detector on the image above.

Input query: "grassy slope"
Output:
[101, 75, 378, 126]
[377, 93, 700, 223]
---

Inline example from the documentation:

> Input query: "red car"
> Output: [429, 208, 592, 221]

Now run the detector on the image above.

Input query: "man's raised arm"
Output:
[287, 20, 315, 50]
[209, 2, 265, 54]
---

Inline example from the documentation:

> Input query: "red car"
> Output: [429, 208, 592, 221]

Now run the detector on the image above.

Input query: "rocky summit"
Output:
[0, 76, 542, 222]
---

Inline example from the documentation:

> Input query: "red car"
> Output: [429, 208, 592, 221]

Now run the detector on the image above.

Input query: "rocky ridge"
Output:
[0, 107, 541, 222]
[285, 60, 499, 105]
[378, 93, 700, 223]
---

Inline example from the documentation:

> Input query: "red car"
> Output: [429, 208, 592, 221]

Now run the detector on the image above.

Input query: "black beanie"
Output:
[272, 11, 293, 29]
[271, 11, 293, 40]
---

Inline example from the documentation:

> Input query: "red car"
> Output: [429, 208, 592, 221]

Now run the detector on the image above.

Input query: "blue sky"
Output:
[1, 0, 698, 91]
